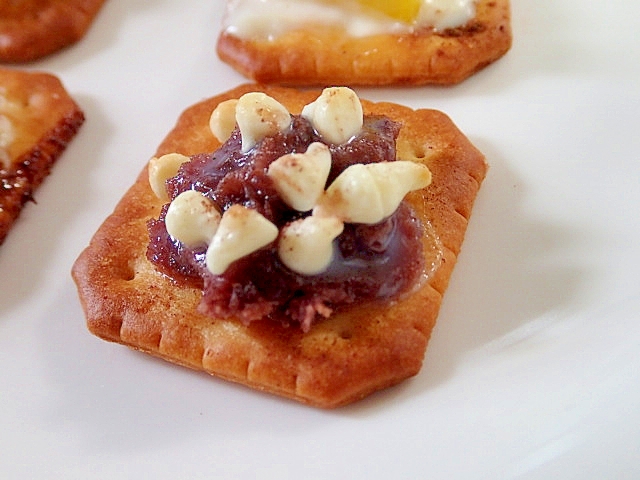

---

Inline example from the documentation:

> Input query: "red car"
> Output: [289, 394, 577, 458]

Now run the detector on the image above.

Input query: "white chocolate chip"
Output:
[301, 87, 363, 144]
[209, 99, 239, 143]
[165, 190, 222, 249]
[148, 153, 190, 202]
[314, 161, 431, 224]
[267, 142, 332, 212]
[206, 205, 279, 275]
[278, 215, 344, 275]
[235, 92, 291, 152]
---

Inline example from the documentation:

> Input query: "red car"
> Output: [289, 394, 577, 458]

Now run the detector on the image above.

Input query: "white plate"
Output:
[1, 2, 639, 478]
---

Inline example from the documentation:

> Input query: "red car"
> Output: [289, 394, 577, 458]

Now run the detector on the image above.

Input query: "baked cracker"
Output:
[217, 0, 512, 86]
[72, 84, 487, 408]
[0, 67, 84, 245]
[0, 0, 107, 63]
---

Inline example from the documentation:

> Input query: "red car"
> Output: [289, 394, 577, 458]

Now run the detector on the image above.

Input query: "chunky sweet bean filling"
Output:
[147, 90, 436, 331]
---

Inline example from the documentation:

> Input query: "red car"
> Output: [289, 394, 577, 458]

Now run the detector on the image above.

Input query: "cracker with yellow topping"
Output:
[72, 84, 487, 408]
[0, 68, 84, 245]
[217, 0, 512, 86]
[0, 0, 107, 63]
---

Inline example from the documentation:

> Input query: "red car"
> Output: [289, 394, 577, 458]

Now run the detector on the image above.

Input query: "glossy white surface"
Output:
[223, 0, 476, 37]
[1, 2, 639, 478]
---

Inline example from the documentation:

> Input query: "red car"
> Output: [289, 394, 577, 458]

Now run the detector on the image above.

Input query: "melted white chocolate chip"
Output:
[206, 205, 279, 275]
[148, 153, 191, 202]
[279, 215, 344, 275]
[235, 92, 292, 152]
[314, 160, 431, 224]
[267, 142, 332, 212]
[223, 0, 477, 39]
[165, 190, 222, 248]
[301, 87, 363, 145]
[419, 0, 476, 31]
[209, 99, 239, 143]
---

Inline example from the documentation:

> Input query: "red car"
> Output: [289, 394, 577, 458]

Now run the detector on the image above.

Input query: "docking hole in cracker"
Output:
[217, 0, 512, 86]
[72, 84, 487, 408]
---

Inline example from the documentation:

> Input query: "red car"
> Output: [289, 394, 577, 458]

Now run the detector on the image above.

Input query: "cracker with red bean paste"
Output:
[0, 68, 84, 245]
[216, 0, 512, 86]
[72, 84, 487, 408]
[0, 0, 107, 63]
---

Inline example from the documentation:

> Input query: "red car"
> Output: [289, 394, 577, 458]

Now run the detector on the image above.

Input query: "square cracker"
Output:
[72, 84, 487, 408]
[0, 67, 84, 245]
[0, 0, 107, 63]
[217, 0, 512, 86]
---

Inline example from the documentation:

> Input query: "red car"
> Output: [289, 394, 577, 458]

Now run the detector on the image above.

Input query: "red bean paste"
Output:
[147, 114, 426, 331]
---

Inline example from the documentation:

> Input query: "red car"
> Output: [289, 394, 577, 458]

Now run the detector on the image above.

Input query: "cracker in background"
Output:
[217, 0, 512, 86]
[72, 84, 487, 408]
[0, 68, 84, 244]
[0, 0, 107, 63]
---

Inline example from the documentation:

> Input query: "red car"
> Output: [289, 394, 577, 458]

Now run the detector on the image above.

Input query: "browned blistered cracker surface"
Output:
[0, 0, 107, 62]
[0, 67, 84, 244]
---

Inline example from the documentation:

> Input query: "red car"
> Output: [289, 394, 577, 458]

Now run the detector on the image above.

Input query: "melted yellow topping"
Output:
[356, 0, 422, 23]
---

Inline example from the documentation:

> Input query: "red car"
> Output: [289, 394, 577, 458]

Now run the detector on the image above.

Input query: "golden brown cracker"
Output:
[0, 67, 84, 244]
[216, 0, 512, 86]
[0, 0, 107, 63]
[72, 84, 487, 408]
